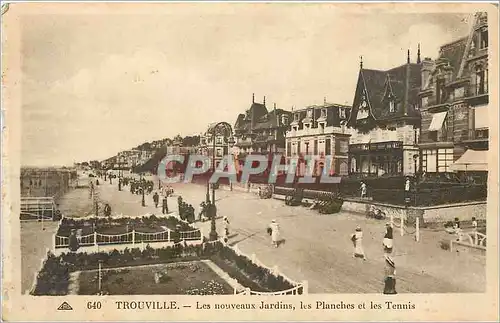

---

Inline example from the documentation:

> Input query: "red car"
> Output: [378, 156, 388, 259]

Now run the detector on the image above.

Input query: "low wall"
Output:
[450, 240, 486, 256]
[421, 202, 486, 223]
[341, 198, 486, 225]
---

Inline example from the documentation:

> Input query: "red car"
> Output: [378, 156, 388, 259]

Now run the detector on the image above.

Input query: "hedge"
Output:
[32, 241, 295, 295]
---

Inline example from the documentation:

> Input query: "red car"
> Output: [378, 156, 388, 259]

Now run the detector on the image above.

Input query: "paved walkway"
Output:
[94, 180, 485, 294]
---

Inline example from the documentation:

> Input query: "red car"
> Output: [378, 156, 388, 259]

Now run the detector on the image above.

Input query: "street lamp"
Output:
[207, 122, 235, 241]
[141, 173, 146, 207]
[118, 156, 122, 191]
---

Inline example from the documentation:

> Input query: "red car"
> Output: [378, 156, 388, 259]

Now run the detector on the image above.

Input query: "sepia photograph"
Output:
[1, 2, 498, 322]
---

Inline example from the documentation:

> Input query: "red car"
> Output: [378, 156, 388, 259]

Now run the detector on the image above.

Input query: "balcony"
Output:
[467, 129, 489, 141]
[349, 141, 403, 153]
[465, 83, 488, 105]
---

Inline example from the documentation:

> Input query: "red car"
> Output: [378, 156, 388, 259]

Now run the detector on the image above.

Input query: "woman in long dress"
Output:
[351, 226, 366, 260]
[383, 255, 397, 294]
[269, 220, 280, 248]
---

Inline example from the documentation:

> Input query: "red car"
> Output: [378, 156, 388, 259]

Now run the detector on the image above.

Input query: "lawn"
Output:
[77, 261, 234, 295]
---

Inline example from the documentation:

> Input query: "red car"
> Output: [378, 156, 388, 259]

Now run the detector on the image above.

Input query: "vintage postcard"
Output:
[1, 2, 499, 321]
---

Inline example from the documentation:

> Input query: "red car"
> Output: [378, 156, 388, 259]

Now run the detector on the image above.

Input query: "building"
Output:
[347, 52, 422, 176]
[418, 12, 489, 175]
[285, 101, 351, 176]
[233, 95, 292, 155]
[233, 95, 292, 172]
[200, 123, 233, 168]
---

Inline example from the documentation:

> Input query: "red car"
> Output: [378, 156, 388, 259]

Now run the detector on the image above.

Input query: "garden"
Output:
[56, 214, 196, 237]
[78, 261, 234, 295]
[31, 241, 300, 296]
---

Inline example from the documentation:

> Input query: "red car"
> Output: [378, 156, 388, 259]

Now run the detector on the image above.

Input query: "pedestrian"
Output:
[404, 177, 411, 200]
[383, 223, 393, 254]
[351, 226, 366, 260]
[268, 220, 280, 248]
[453, 217, 463, 241]
[162, 196, 169, 214]
[471, 216, 478, 232]
[104, 203, 112, 217]
[360, 181, 367, 198]
[223, 216, 230, 236]
[198, 202, 206, 222]
[383, 254, 397, 294]
[153, 192, 159, 208]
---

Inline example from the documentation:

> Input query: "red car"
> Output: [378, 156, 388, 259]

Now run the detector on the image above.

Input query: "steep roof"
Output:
[437, 37, 468, 80]
[348, 62, 421, 126]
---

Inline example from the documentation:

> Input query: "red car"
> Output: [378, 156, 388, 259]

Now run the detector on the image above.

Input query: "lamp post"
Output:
[118, 156, 122, 191]
[141, 173, 146, 207]
[207, 122, 235, 241]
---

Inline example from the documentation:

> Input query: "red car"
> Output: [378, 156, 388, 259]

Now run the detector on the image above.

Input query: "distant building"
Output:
[418, 12, 489, 175]
[200, 123, 233, 168]
[285, 101, 351, 176]
[233, 95, 292, 172]
[347, 51, 422, 176]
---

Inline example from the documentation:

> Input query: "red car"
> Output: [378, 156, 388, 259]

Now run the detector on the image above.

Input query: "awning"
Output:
[450, 149, 488, 172]
[474, 107, 489, 129]
[428, 111, 447, 131]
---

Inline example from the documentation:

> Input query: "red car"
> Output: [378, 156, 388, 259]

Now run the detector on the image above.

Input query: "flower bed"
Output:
[78, 261, 234, 295]
[32, 242, 298, 295]
[56, 215, 195, 237]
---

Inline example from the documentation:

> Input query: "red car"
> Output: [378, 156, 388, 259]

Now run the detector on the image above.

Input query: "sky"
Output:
[20, 5, 473, 167]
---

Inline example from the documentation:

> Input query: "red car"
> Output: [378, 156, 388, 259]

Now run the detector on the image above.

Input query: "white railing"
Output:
[55, 228, 201, 248]
[228, 244, 308, 295]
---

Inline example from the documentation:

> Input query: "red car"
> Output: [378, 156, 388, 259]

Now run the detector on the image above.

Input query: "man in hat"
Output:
[351, 226, 366, 260]
[383, 254, 397, 294]
[383, 223, 393, 254]
[153, 191, 160, 208]
[162, 195, 169, 214]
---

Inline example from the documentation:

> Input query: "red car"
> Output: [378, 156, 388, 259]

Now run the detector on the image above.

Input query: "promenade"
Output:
[94, 178, 485, 294]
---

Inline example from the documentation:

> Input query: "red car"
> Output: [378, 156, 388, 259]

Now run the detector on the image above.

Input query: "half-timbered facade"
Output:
[347, 53, 422, 176]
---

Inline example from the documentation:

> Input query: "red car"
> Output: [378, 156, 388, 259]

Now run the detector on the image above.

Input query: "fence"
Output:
[386, 210, 420, 242]
[20, 197, 56, 221]
[371, 184, 487, 207]
[449, 231, 487, 253]
[54, 228, 202, 249]
[227, 243, 308, 295]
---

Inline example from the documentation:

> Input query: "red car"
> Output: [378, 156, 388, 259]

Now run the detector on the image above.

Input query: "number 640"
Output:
[87, 301, 102, 310]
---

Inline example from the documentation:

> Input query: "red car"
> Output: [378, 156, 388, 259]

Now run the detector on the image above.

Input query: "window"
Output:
[216, 137, 222, 145]
[389, 100, 395, 113]
[287, 142, 291, 157]
[475, 67, 488, 95]
[305, 142, 310, 155]
[437, 148, 454, 172]
[339, 161, 348, 176]
[314, 140, 318, 155]
[337, 139, 349, 154]
[321, 109, 327, 117]
[339, 108, 346, 119]
[304, 123, 310, 129]
[319, 122, 325, 132]
[480, 28, 488, 49]
[297, 141, 301, 155]
[216, 148, 223, 157]
[294, 114, 299, 121]
[436, 78, 445, 104]
[325, 138, 331, 155]
[292, 126, 298, 131]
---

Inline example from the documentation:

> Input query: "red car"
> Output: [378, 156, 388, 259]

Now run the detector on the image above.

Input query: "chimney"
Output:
[360, 55, 363, 69]
[417, 43, 421, 64]
[407, 49, 410, 64]
[252, 93, 255, 103]
[263, 96, 266, 106]
[324, 97, 327, 105]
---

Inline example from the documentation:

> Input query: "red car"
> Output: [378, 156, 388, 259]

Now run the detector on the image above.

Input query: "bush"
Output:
[318, 198, 344, 214]
[439, 240, 450, 251]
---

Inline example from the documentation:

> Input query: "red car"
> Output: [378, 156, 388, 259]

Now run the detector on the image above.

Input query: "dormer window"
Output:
[339, 108, 346, 119]
[304, 123, 310, 129]
[294, 114, 299, 121]
[319, 122, 325, 132]
[292, 125, 298, 131]
[389, 100, 395, 113]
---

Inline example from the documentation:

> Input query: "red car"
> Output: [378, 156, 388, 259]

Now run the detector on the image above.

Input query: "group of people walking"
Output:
[350, 223, 397, 294]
